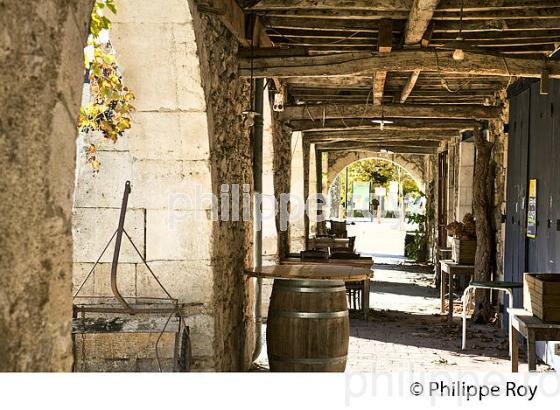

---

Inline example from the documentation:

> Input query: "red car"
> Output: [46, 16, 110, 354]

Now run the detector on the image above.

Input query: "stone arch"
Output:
[327, 151, 427, 192]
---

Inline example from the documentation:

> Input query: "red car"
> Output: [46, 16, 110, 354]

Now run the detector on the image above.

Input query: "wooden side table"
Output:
[508, 308, 560, 372]
[439, 260, 474, 320]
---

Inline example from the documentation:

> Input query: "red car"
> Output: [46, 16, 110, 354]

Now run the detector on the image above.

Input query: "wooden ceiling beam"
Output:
[289, 118, 477, 131]
[318, 144, 437, 154]
[304, 129, 455, 140]
[251, 0, 560, 11]
[278, 103, 498, 121]
[255, 7, 560, 21]
[404, 0, 440, 45]
[239, 49, 560, 79]
[263, 16, 560, 33]
[251, 0, 413, 11]
[372, 19, 392, 106]
[433, 19, 560, 33]
[399, 69, 421, 103]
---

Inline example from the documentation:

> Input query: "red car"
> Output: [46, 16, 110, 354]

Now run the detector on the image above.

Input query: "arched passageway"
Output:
[326, 154, 428, 261]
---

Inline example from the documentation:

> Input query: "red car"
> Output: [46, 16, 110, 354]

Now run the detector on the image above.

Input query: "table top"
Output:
[508, 308, 560, 329]
[281, 257, 373, 269]
[440, 259, 475, 272]
[245, 264, 372, 281]
[469, 280, 523, 290]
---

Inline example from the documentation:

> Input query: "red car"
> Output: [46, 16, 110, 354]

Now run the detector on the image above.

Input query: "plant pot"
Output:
[523, 273, 560, 322]
[451, 238, 476, 264]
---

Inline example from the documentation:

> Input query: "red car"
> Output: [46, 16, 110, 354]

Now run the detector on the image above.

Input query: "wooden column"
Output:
[472, 127, 495, 323]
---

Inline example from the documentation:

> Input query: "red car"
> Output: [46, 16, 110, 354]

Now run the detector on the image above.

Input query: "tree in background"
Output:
[339, 159, 420, 207]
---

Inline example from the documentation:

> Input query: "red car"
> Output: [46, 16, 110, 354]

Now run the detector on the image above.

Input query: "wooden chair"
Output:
[345, 281, 362, 311]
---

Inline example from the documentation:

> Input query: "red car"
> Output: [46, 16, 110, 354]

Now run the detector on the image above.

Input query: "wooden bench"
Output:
[508, 308, 560, 372]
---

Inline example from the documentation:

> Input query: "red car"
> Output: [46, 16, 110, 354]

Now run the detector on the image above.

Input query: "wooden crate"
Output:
[523, 273, 560, 323]
[451, 238, 476, 264]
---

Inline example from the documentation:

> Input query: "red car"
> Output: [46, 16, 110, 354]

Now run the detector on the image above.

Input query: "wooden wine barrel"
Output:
[266, 279, 349, 372]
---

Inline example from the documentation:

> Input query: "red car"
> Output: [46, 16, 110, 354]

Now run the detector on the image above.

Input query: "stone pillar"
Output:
[456, 141, 475, 221]
[308, 143, 318, 236]
[289, 132, 306, 253]
[0, 1, 92, 371]
[260, 88, 277, 319]
[262, 87, 278, 265]
[272, 115, 292, 259]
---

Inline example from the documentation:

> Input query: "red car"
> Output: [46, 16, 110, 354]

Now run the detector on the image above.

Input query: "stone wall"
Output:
[0, 0, 92, 371]
[72, 0, 254, 371]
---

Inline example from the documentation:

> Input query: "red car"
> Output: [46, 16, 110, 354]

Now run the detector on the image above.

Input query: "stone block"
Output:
[73, 208, 145, 263]
[172, 23, 207, 111]
[459, 142, 475, 167]
[458, 165, 474, 188]
[130, 159, 213, 210]
[74, 151, 133, 209]
[92, 262, 136, 297]
[136, 261, 213, 303]
[458, 189, 473, 208]
[145, 209, 212, 261]
[72, 262, 95, 296]
[111, 0, 193, 24]
[73, 262, 136, 299]
[126, 111, 210, 161]
[110, 22, 205, 112]
[184, 314, 215, 358]
[74, 333, 176, 372]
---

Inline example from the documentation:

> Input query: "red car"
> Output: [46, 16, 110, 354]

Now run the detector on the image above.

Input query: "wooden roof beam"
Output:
[404, 0, 440, 45]
[239, 49, 560, 79]
[372, 19, 392, 106]
[304, 129, 455, 140]
[289, 118, 477, 131]
[263, 17, 560, 33]
[318, 144, 438, 155]
[250, 0, 560, 12]
[279, 103, 497, 121]
[399, 69, 421, 103]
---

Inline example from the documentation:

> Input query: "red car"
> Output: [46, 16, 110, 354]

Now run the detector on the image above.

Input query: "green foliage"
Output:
[79, 1, 135, 172]
[90, 0, 116, 38]
[404, 192, 428, 262]
[339, 159, 419, 205]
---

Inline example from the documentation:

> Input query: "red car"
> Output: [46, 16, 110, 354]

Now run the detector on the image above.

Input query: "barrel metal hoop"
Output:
[274, 285, 346, 293]
[275, 280, 345, 287]
[269, 354, 347, 365]
[269, 310, 348, 319]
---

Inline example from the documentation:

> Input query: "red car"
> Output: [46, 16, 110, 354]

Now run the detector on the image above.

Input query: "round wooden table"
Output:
[246, 264, 372, 372]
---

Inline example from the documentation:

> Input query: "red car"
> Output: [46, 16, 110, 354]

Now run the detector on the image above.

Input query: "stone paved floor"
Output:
[255, 263, 553, 373]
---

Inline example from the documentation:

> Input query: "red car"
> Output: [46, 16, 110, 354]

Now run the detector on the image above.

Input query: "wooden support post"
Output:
[373, 71, 388, 106]
[472, 127, 495, 323]
[378, 19, 393, 54]
[511, 324, 519, 372]
[399, 69, 422, 103]
[372, 19, 392, 106]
